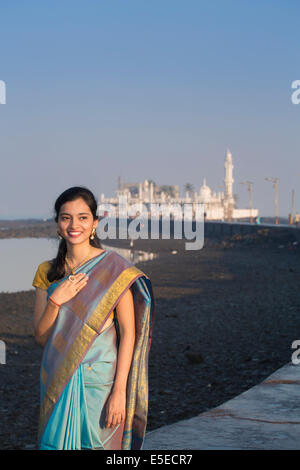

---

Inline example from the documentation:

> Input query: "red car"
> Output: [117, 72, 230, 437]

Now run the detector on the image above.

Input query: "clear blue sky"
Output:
[0, 0, 299, 218]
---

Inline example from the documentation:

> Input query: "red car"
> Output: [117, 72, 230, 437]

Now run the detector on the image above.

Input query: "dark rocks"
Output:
[184, 349, 204, 364]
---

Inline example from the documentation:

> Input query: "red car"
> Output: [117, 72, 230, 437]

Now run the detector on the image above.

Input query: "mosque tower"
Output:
[224, 149, 235, 220]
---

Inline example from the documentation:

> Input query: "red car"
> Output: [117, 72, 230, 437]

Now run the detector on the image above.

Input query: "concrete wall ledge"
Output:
[143, 362, 300, 450]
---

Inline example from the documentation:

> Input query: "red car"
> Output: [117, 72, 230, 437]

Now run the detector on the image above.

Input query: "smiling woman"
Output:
[32, 186, 154, 450]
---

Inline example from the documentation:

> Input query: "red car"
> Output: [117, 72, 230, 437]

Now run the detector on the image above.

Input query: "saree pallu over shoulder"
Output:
[38, 250, 154, 450]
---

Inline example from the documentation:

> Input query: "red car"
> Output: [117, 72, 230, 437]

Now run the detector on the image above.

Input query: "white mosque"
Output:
[99, 149, 258, 221]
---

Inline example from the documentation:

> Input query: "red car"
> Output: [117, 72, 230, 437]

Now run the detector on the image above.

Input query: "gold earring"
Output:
[57, 230, 63, 240]
[90, 227, 96, 240]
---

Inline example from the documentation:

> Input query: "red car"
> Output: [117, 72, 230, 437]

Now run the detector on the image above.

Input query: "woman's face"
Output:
[57, 197, 98, 245]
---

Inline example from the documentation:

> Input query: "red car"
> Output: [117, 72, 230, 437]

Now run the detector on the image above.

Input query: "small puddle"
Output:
[102, 244, 158, 264]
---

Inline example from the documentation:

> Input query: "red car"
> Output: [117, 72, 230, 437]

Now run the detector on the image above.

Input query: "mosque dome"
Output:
[199, 178, 212, 203]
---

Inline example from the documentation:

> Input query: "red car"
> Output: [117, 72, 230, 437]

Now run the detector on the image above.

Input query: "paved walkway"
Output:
[143, 362, 300, 450]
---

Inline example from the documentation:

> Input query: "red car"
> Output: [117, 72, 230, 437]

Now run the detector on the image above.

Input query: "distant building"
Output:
[98, 149, 259, 221]
[117, 180, 179, 202]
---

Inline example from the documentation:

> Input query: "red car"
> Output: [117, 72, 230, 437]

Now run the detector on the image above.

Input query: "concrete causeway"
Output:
[143, 362, 300, 450]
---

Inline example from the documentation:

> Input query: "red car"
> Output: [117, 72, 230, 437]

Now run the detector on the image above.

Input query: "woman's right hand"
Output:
[50, 272, 89, 305]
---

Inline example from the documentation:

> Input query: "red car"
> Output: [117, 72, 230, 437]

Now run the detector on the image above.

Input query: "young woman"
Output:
[32, 186, 154, 450]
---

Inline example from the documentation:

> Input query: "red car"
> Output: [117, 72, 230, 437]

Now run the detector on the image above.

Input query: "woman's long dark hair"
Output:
[47, 186, 102, 283]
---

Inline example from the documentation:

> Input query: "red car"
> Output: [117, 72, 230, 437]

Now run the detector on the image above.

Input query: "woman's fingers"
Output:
[65, 272, 87, 285]
[113, 413, 122, 427]
[112, 413, 121, 427]
[76, 273, 88, 281]
[106, 410, 115, 428]
[66, 273, 89, 296]
[106, 411, 123, 428]
[78, 273, 89, 283]
[72, 273, 88, 288]
[76, 275, 88, 291]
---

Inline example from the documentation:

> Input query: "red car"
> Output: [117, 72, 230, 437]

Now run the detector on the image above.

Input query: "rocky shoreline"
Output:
[1, 225, 300, 449]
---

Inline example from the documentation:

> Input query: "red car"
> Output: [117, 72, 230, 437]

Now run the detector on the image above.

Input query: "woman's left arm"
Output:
[105, 288, 135, 428]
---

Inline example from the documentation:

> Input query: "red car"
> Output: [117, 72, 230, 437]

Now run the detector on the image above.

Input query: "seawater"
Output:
[0, 238, 156, 293]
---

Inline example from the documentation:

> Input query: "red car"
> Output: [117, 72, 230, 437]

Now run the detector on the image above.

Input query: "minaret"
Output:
[224, 149, 235, 220]
[224, 149, 234, 199]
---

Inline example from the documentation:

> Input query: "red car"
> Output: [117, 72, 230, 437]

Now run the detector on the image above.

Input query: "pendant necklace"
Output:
[65, 246, 93, 276]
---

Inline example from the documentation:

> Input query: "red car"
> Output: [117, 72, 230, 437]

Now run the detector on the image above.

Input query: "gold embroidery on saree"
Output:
[122, 302, 151, 449]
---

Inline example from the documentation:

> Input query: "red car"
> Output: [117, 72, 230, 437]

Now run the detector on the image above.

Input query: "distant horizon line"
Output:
[0, 214, 290, 221]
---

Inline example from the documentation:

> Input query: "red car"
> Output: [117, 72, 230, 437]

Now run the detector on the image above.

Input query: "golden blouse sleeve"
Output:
[32, 262, 50, 290]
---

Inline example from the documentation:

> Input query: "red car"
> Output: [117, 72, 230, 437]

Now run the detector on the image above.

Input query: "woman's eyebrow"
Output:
[60, 212, 90, 215]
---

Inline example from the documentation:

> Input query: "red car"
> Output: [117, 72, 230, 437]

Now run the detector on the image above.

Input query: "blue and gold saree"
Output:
[38, 249, 154, 450]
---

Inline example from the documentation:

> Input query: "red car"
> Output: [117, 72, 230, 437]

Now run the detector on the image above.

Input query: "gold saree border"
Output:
[122, 302, 151, 449]
[38, 265, 144, 440]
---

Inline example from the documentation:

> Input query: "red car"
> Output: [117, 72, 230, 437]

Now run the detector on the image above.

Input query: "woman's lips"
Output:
[68, 231, 82, 238]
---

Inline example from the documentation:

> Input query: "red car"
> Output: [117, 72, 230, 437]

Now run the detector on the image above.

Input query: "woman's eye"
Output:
[61, 216, 87, 220]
